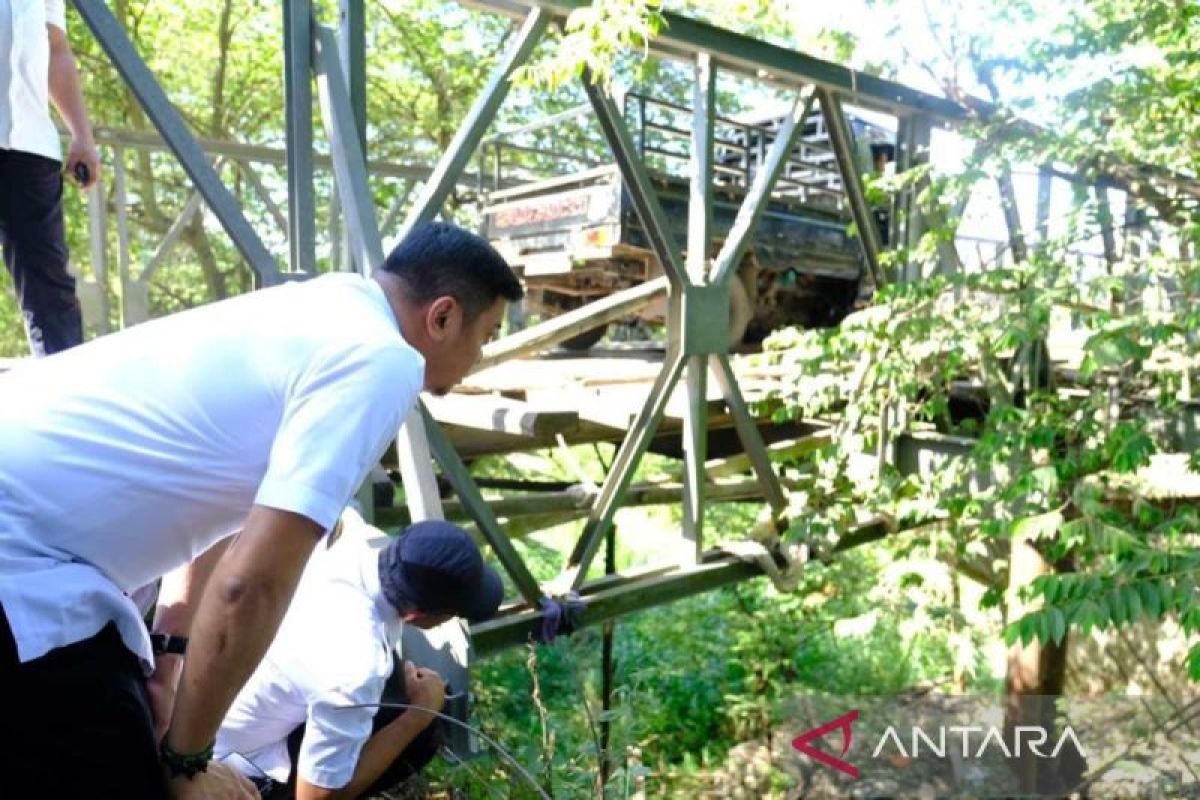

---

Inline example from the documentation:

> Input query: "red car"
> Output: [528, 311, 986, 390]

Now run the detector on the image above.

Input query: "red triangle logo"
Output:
[791, 709, 860, 778]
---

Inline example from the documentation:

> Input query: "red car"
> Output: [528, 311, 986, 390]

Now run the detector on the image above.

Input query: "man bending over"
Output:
[0, 222, 519, 799]
[216, 509, 503, 799]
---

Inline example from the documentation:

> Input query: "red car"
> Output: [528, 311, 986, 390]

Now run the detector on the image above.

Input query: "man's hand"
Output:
[403, 661, 445, 726]
[167, 761, 257, 800]
[65, 136, 100, 188]
[147, 653, 184, 741]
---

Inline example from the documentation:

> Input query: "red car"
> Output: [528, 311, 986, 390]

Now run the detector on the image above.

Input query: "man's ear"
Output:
[425, 296, 458, 342]
[401, 609, 424, 624]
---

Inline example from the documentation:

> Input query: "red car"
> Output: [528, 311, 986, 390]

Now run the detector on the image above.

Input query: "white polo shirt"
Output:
[215, 508, 403, 789]
[0, 0, 66, 161]
[0, 273, 424, 669]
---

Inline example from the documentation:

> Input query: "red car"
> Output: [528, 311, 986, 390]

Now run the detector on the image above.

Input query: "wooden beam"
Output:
[474, 276, 669, 372]
[423, 394, 578, 438]
[377, 477, 768, 528]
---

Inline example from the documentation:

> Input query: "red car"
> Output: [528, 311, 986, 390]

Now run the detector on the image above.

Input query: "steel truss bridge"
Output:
[63, 3, 1198, 772]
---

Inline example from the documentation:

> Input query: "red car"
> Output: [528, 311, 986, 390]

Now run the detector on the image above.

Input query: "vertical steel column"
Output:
[112, 146, 132, 327]
[996, 168, 1028, 264]
[894, 113, 933, 281]
[71, 0, 280, 285]
[402, 9, 547, 231]
[686, 55, 715, 283]
[284, 0, 317, 275]
[85, 179, 111, 334]
[1035, 167, 1053, 247]
[681, 53, 716, 561]
[817, 88, 885, 288]
[338, 0, 367, 152]
[313, 26, 445, 524]
[599, 523, 617, 788]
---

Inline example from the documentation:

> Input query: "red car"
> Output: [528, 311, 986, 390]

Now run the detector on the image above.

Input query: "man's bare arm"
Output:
[145, 537, 233, 739]
[46, 23, 99, 187]
[164, 505, 321, 792]
[295, 663, 445, 800]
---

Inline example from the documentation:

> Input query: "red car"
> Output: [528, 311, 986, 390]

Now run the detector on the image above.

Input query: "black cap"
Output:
[378, 521, 504, 623]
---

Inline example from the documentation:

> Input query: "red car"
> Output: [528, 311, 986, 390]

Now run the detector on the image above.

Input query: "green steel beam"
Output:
[403, 9, 548, 231]
[471, 555, 762, 655]
[469, 435, 977, 657]
[687, 53, 715, 284]
[462, 0, 970, 120]
[583, 71, 688, 289]
[710, 86, 815, 286]
[682, 53, 716, 560]
[283, 0, 316, 275]
[818, 88, 886, 288]
[561, 349, 688, 590]
[338, 0, 367, 152]
[420, 406, 545, 607]
[710, 353, 787, 514]
[313, 26, 384, 272]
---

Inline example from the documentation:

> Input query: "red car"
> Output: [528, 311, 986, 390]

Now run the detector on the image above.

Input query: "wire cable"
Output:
[332, 701, 551, 799]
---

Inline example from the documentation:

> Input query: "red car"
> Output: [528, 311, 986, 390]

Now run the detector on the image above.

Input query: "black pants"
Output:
[257, 670, 442, 799]
[0, 605, 165, 799]
[0, 149, 83, 356]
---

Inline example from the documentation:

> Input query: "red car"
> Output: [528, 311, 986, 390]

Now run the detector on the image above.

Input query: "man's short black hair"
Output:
[381, 222, 523, 321]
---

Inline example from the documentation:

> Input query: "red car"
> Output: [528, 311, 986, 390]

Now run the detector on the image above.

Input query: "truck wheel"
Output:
[728, 268, 753, 347]
[559, 324, 608, 351]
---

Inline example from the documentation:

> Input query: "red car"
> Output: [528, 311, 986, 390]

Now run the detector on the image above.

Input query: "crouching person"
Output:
[215, 509, 503, 799]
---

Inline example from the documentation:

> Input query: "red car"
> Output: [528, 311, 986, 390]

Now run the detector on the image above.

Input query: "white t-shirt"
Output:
[0, 0, 67, 160]
[216, 509, 403, 789]
[0, 273, 424, 668]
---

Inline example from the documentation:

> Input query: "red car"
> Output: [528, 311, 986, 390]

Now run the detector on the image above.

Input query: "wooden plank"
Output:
[377, 477, 767, 529]
[705, 431, 833, 478]
[423, 393, 578, 437]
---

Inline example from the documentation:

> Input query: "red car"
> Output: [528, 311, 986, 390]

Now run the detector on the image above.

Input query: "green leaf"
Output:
[1050, 607, 1067, 645]
[1188, 644, 1200, 682]
[1011, 510, 1064, 542]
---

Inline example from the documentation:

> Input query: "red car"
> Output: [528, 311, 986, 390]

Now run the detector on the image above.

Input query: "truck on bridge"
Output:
[479, 92, 893, 349]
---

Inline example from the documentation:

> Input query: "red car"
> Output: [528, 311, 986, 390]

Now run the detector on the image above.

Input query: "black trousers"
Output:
[0, 149, 83, 356]
[0, 604, 165, 799]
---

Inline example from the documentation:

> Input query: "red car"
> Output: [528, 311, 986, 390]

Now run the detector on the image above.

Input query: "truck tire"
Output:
[728, 277, 752, 346]
[559, 324, 608, 351]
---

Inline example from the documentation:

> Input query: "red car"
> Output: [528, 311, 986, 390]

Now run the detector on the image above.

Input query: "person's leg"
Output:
[0, 611, 165, 799]
[0, 149, 83, 356]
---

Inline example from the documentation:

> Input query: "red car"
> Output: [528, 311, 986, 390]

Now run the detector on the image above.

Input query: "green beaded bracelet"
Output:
[160, 737, 213, 780]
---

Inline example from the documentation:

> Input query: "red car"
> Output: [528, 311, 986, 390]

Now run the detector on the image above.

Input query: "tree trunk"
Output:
[1004, 534, 1087, 795]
